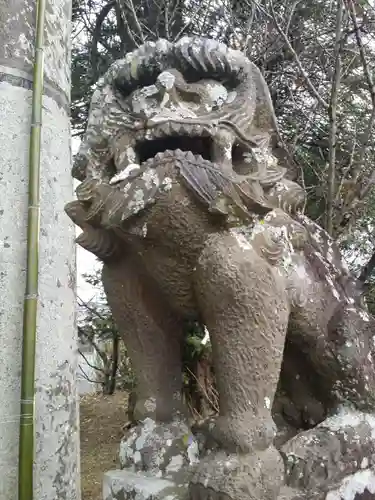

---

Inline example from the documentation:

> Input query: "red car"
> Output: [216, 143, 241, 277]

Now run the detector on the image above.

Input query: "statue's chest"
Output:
[136, 241, 200, 318]
[120, 197, 209, 318]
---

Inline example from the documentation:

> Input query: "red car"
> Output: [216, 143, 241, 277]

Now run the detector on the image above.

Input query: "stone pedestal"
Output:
[104, 468, 375, 500]
[278, 469, 375, 500]
[278, 409, 375, 500]
[326, 470, 375, 500]
[103, 470, 190, 500]
[103, 408, 375, 500]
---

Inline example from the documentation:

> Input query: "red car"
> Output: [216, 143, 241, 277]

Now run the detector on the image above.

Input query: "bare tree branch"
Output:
[90, 1, 116, 83]
[242, 2, 256, 54]
[78, 364, 103, 386]
[78, 296, 107, 321]
[345, 0, 375, 106]
[286, 0, 303, 35]
[116, 0, 141, 48]
[268, 0, 329, 109]
[335, 0, 375, 230]
[79, 348, 104, 373]
[173, 2, 208, 41]
[346, 0, 375, 182]
[114, 2, 127, 55]
[117, 0, 145, 45]
[78, 326, 109, 366]
[326, 0, 344, 235]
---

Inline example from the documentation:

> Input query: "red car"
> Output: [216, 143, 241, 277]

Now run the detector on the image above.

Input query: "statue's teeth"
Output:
[150, 128, 160, 138]
[153, 150, 171, 161]
[186, 151, 196, 161]
[161, 123, 171, 134]
[159, 124, 170, 137]
[170, 122, 181, 135]
[185, 124, 195, 136]
[177, 125, 188, 136]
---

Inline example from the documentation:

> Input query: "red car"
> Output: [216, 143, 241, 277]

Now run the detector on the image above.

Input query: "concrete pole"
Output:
[0, 1, 81, 499]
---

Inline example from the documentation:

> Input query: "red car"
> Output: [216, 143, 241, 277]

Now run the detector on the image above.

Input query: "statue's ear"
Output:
[247, 63, 277, 139]
[247, 65, 300, 180]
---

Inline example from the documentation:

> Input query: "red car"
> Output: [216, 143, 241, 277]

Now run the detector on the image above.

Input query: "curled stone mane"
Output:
[112, 38, 246, 101]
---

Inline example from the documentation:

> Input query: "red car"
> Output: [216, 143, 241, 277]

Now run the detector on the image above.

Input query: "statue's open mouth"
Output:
[109, 121, 255, 187]
[135, 135, 213, 164]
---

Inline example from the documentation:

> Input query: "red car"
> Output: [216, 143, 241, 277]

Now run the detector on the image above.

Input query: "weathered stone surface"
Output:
[66, 37, 375, 500]
[0, 85, 80, 500]
[103, 470, 190, 500]
[0, 0, 72, 100]
[281, 408, 375, 494]
[119, 417, 199, 477]
[190, 446, 284, 500]
[278, 469, 375, 500]
[327, 470, 375, 500]
[0, 1, 80, 499]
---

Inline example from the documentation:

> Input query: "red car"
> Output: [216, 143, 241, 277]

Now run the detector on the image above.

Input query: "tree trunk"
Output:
[127, 389, 137, 425]
[102, 335, 120, 395]
[108, 335, 120, 395]
[0, 1, 80, 499]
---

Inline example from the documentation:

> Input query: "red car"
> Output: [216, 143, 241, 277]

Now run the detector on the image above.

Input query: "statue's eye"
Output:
[176, 89, 201, 104]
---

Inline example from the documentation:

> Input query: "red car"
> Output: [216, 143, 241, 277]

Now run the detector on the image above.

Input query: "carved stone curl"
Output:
[66, 37, 375, 500]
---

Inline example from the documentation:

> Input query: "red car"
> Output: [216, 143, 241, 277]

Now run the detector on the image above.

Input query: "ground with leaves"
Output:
[80, 391, 129, 500]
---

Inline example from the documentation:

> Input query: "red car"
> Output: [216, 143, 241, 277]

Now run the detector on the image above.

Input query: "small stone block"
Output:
[278, 469, 375, 500]
[103, 469, 189, 500]
[326, 469, 375, 500]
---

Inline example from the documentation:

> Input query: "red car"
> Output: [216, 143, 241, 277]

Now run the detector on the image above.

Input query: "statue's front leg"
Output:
[192, 232, 289, 500]
[102, 258, 198, 477]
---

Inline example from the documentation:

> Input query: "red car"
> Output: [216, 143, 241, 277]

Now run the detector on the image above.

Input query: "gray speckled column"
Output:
[0, 1, 81, 499]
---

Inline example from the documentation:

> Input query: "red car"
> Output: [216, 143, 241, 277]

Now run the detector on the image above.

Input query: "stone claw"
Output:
[281, 426, 342, 491]
[189, 447, 284, 500]
[75, 177, 100, 202]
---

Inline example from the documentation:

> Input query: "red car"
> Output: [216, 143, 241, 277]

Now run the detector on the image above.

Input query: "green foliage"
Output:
[182, 321, 209, 387]
[181, 321, 215, 417]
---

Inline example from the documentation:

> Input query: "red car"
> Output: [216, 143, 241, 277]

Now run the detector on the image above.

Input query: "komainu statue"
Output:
[66, 38, 375, 500]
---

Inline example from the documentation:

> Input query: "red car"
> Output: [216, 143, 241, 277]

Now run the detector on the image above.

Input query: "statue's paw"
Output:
[189, 447, 284, 500]
[64, 200, 87, 227]
[120, 418, 199, 478]
[75, 178, 100, 203]
[74, 179, 126, 228]
[211, 412, 278, 453]
[280, 427, 341, 490]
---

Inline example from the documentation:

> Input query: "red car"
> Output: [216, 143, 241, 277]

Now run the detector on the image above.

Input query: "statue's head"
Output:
[73, 38, 289, 189]
[67, 37, 308, 259]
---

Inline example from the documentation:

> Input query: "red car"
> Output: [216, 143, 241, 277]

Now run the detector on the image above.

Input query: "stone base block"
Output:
[103, 470, 189, 500]
[278, 469, 375, 500]
[103, 468, 375, 500]
[325, 469, 375, 500]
